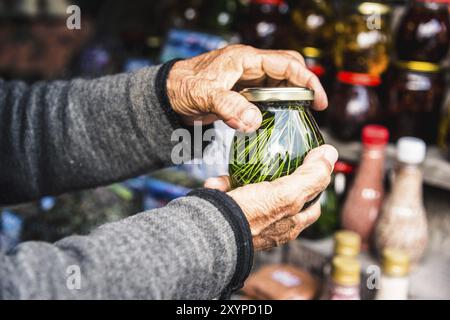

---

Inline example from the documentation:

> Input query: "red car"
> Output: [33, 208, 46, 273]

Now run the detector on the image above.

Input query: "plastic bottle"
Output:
[374, 137, 428, 264]
[375, 248, 411, 300]
[341, 125, 389, 249]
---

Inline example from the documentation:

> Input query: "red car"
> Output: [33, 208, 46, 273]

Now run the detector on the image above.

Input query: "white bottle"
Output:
[376, 248, 410, 300]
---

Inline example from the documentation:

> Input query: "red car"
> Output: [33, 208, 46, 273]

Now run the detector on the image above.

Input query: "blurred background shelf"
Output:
[323, 129, 450, 191]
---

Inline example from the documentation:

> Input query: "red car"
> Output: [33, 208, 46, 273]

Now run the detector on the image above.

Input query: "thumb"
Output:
[275, 145, 338, 207]
[210, 90, 262, 132]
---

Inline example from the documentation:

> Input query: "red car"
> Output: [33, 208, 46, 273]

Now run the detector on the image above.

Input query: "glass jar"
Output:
[238, 0, 285, 49]
[287, 0, 335, 124]
[387, 61, 445, 143]
[329, 71, 383, 142]
[333, 1, 392, 75]
[229, 87, 324, 209]
[395, 0, 450, 63]
[438, 94, 450, 160]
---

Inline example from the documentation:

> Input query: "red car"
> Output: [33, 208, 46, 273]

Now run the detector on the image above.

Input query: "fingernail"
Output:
[241, 108, 260, 126]
[323, 146, 338, 166]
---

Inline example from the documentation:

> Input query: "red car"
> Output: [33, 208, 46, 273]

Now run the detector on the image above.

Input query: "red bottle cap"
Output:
[362, 125, 389, 146]
[308, 64, 326, 77]
[334, 161, 354, 174]
[251, 0, 283, 5]
[416, 0, 450, 4]
[337, 71, 381, 87]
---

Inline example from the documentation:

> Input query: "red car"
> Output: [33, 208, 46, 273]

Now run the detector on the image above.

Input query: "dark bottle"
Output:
[438, 89, 450, 160]
[239, 0, 285, 49]
[198, 0, 239, 35]
[329, 71, 383, 141]
[287, 0, 335, 124]
[387, 61, 445, 144]
[334, 1, 392, 75]
[395, 0, 450, 63]
[288, 0, 334, 54]
[170, 0, 203, 30]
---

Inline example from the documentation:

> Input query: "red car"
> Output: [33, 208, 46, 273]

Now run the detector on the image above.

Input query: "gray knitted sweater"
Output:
[0, 62, 253, 299]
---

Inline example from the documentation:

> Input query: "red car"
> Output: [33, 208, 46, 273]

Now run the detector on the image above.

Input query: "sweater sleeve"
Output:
[0, 61, 185, 205]
[0, 190, 253, 300]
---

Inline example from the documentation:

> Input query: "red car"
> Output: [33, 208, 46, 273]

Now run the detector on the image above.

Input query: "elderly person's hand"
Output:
[205, 145, 338, 251]
[167, 44, 328, 132]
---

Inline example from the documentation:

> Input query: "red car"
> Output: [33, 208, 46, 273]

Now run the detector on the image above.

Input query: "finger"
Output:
[204, 176, 232, 192]
[281, 50, 306, 66]
[241, 51, 328, 110]
[292, 202, 321, 232]
[272, 145, 338, 212]
[210, 90, 263, 132]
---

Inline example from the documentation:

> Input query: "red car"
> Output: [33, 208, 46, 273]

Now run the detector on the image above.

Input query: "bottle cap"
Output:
[396, 60, 441, 73]
[362, 125, 389, 146]
[334, 161, 354, 174]
[251, 0, 283, 5]
[416, 0, 450, 4]
[240, 87, 314, 102]
[331, 256, 361, 286]
[334, 230, 361, 257]
[382, 248, 410, 277]
[358, 2, 391, 15]
[337, 71, 381, 87]
[397, 137, 427, 164]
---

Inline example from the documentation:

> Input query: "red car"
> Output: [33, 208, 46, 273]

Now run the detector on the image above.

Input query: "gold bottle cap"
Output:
[396, 60, 441, 73]
[334, 230, 361, 257]
[301, 47, 323, 59]
[331, 256, 361, 286]
[358, 2, 391, 15]
[382, 248, 410, 277]
[240, 87, 314, 102]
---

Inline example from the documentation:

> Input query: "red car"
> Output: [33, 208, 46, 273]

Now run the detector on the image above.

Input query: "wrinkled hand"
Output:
[205, 145, 338, 251]
[167, 44, 328, 132]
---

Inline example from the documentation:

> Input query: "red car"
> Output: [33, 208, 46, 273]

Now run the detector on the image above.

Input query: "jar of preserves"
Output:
[333, 1, 392, 75]
[229, 87, 324, 209]
[329, 71, 383, 141]
[387, 61, 445, 143]
[395, 0, 450, 63]
[287, 0, 335, 124]
[238, 0, 285, 49]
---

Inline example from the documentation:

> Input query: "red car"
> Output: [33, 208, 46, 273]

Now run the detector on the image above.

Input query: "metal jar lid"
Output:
[240, 87, 315, 102]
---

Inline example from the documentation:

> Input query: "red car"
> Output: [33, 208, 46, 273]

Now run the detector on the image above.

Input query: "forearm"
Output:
[0, 61, 181, 205]
[0, 190, 253, 299]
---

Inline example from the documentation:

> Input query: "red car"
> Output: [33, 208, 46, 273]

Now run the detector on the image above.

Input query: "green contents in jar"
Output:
[229, 88, 324, 209]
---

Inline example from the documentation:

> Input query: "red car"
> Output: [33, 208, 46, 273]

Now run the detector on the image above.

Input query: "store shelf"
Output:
[322, 130, 450, 192]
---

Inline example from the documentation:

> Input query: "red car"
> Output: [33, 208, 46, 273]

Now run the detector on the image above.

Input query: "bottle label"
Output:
[337, 71, 381, 87]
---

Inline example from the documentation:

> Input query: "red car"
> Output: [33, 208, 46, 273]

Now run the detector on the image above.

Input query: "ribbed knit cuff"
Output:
[155, 58, 185, 128]
[188, 188, 254, 300]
